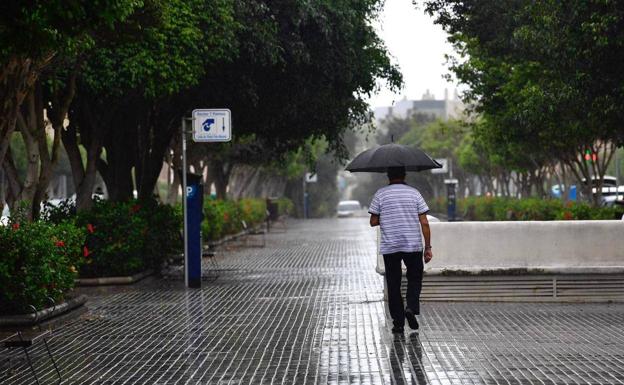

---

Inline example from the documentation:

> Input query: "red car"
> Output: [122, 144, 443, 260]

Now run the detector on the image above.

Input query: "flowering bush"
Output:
[202, 198, 268, 241]
[0, 220, 85, 314]
[43, 198, 182, 278]
[74, 199, 182, 277]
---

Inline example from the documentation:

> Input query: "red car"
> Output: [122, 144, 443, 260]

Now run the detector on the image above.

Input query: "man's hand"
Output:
[424, 248, 433, 263]
[419, 213, 432, 263]
[369, 213, 380, 227]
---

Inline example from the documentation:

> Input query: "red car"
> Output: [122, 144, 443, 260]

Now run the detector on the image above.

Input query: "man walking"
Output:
[368, 166, 432, 333]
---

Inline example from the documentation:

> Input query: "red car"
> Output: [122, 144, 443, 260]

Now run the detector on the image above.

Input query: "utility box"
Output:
[444, 178, 458, 222]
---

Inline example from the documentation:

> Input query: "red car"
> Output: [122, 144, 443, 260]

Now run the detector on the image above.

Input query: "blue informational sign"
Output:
[192, 109, 232, 142]
[186, 174, 203, 288]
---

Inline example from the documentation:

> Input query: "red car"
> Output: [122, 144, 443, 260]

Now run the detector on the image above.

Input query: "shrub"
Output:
[0, 220, 85, 314]
[202, 198, 269, 241]
[239, 198, 267, 225]
[43, 198, 182, 278]
[275, 197, 294, 216]
[458, 196, 622, 221]
[74, 199, 182, 277]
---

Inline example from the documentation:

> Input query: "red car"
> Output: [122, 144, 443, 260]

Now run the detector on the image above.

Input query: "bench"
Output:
[2, 301, 62, 384]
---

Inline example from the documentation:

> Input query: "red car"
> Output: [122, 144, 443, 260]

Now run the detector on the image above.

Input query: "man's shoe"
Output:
[405, 308, 419, 330]
[391, 325, 404, 334]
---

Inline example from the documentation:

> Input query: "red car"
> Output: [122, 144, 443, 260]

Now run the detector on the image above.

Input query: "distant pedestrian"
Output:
[368, 166, 432, 333]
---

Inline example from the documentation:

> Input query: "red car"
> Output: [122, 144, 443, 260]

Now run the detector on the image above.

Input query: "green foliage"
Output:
[0, 220, 85, 314]
[43, 199, 182, 277]
[41, 199, 77, 223]
[457, 197, 622, 221]
[275, 198, 295, 216]
[425, 0, 624, 201]
[83, 0, 237, 99]
[202, 198, 267, 241]
[0, 1, 142, 60]
[73, 199, 181, 277]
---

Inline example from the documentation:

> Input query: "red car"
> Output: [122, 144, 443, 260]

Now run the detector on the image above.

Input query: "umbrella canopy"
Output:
[345, 143, 442, 172]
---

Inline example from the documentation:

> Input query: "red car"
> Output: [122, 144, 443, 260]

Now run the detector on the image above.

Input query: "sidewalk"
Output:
[2, 218, 623, 384]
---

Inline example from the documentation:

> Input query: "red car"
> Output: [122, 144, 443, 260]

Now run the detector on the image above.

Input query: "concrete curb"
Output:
[0, 295, 87, 328]
[376, 266, 624, 276]
[75, 269, 153, 286]
[207, 225, 266, 249]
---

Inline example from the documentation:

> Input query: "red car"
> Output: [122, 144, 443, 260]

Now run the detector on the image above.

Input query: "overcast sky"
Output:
[368, 0, 458, 108]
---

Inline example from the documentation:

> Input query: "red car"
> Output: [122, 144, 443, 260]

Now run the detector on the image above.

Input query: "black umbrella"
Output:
[345, 143, 442, 172]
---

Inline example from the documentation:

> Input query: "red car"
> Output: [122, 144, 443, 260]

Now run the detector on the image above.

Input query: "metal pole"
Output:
[302, 175, 306, 219]
[182, 118, 189, 287]
[616, 147, 621, 200]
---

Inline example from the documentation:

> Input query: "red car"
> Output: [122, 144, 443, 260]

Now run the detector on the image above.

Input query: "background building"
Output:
[373, 88, 464, 122]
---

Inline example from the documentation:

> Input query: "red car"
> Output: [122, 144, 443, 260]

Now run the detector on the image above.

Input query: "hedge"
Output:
[2, 196, 292, 313]
[0, 220, 85, 314]
[202, 198, 268, 241]
[43, 198, 182, 278]
[453, 197, 622, 221]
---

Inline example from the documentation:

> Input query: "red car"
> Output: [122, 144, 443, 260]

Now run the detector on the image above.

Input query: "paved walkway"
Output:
[2, 218, 624, 384]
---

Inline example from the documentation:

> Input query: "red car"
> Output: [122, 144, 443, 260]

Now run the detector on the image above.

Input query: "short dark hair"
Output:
[387, 166, 406, 180]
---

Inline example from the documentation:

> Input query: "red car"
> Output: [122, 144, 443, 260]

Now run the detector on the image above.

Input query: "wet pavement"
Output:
[2, 218, 624, 384]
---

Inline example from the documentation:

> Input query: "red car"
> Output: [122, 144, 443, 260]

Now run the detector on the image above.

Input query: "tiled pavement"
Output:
[2, 218, 624, 384]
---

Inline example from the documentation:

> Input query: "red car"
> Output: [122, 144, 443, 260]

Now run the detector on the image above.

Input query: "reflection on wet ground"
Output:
[2, 218, 623, 384]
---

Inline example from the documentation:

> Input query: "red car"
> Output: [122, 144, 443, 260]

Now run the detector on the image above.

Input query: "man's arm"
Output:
[418, 213, 433, 263]
[369, 213, 380, 227]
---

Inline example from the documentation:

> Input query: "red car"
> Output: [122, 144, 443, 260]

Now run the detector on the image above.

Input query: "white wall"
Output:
[376, 221, 624, 275]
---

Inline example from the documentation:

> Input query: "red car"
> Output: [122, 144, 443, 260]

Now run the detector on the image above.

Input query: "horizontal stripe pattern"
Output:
[368, 184, 429, 254]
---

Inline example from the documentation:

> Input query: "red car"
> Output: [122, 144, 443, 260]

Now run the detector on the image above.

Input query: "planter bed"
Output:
[0, 295, 87, 328]
[75, 269, 154, 286]
[207, 224, 266, 249]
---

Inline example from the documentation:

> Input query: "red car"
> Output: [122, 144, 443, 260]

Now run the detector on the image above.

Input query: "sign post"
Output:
[182, 109, 232, 288]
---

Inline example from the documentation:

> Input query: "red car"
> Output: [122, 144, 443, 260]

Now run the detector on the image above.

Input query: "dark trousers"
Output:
[383, 251, 424, 327]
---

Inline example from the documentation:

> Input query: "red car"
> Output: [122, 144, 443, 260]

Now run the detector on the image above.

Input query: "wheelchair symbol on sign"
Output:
[202, 118, 215, 132]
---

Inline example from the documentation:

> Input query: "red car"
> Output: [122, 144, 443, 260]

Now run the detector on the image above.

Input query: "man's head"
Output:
[387, 166, 406, 181]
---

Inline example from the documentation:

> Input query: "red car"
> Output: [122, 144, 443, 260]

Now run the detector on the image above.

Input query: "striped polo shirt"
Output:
[368, 183, 429, 254]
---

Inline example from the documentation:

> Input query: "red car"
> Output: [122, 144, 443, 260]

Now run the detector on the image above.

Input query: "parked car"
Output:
[1, 205, 9, 226]
[337, 200, 362, 217]
[601, 186, 624, 207]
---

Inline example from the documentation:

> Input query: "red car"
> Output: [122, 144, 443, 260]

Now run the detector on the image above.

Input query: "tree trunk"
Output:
[0, 55, 52, 170]
[138, 132, 172, 201]
[210, 160, 232, 200]
[166, 135, 182, 205]
[63, 99, 104, 211]
[37, 60, 80, 212]
[100, 114, 136, 202]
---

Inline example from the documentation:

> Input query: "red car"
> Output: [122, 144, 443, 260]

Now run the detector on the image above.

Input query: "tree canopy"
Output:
[425, 0, 624, 203]
[1, 0, 401, 215]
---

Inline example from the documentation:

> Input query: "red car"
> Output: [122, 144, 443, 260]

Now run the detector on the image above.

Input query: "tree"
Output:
[69, 0, 238, 206]
[158, 0, 402, 201]
[0, 1, 141, 218]
[425, 0, 624, 204]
